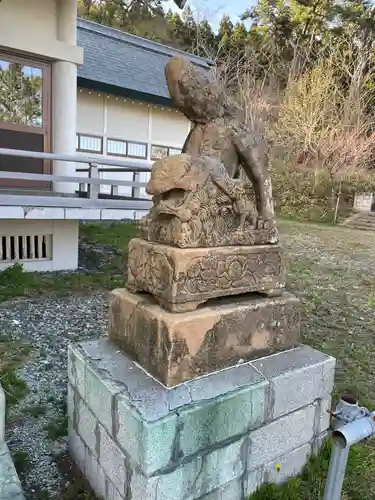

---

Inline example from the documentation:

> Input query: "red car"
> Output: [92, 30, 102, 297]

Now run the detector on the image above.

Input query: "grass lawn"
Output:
[251, 219, 375, 499]
[0, 219, 375, 499]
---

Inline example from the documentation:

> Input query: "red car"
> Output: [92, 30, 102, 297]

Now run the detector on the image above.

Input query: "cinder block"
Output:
[76, 399, 98, 458]
[67, 383, 74, 424]
[251, 346, 335, 420]
[85, 361, 124, 436]
[68, 425, 86, 474]
[179, 379, 267, 458]
[116, 397, 177, 476]
[68, 339, 336, 500]
[316, 397, 332, 435]
[85, 447, 108, 499]
[68, 345, 86, 399]
[0, 384, 5, 444]
[98, 423, 128, 495]
[152, 438, 245, 500]
[247, 404, 316, 470]
[262, 443, 312, 484]
[198, 479, 242, 500]
[199, 469, 262, 500]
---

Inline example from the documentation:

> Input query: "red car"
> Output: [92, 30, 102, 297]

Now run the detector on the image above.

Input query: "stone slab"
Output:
[0, 443, 25, 500]
[127, 238, 285, 312]
[109, 288, 301, 386]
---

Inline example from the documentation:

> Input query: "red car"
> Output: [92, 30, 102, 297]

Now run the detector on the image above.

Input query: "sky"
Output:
[164, 0, 253, 30]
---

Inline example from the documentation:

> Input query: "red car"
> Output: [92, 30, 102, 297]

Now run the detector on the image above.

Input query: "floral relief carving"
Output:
[176, 251, 282, 297]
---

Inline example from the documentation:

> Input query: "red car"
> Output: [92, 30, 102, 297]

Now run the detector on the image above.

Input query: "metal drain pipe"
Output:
[323, 395, 375, 500]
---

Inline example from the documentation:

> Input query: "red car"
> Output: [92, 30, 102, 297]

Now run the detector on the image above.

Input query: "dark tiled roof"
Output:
[77, 18, 212, 105]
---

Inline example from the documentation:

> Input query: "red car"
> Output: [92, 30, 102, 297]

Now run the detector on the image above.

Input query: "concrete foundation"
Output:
[68, 339, 335, 500]
[0, 385, 24, 499]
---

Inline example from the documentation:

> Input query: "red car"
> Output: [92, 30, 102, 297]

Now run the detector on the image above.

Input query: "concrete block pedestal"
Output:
[68, 339, 335, 500]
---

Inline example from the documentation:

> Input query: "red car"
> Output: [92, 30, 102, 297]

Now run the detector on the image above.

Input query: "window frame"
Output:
[76, 133, 104, 154]
[106, 137, 127, 158]
[0, 51, 51, 136]
[106, 138, 148, 160]
[0, 51, 52, 180]
[126, 140, 148, 160]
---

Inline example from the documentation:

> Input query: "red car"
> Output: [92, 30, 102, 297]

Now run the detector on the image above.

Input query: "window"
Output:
[107, 138, 127, 156]
[127, 141, 147, 159]
[0, 53, 51, 188]
[106, 138, 147, 159]
[0, 60, 43, 127]
[151, 145, 182, 160]
[76, 134, 103, 154]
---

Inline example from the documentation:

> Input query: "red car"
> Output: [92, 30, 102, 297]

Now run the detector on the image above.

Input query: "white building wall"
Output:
[0, 220, 79, 272]
[0, 0, 83, 272]
[76, 89, 191, 199]
[0, 0, 83, 64]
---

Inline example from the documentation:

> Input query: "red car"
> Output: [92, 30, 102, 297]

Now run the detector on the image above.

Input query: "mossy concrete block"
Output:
[70, 339, 269, 476]
[68, 340, 336, 500]
[115, 396, 178, 476]
[142, 438, 246, 500]
[0, 442, 25, 500]
[179, 378, 267, 458]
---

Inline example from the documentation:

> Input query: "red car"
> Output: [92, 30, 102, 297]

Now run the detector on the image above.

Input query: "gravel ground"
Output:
[0, 293, 108, 499]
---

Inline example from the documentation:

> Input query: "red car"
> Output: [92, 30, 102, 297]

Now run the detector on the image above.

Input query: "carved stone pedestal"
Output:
[109, 288, 300, 386]
[127, 238, 285, 312]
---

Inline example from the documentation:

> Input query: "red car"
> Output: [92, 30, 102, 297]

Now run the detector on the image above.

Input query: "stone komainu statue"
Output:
[140, 56, 277, 248]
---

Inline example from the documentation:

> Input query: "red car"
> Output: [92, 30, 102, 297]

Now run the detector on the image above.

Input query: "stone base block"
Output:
[68, 339, 335, 500]
[127, 238, 285, 312]
[109, 288, 301, 386]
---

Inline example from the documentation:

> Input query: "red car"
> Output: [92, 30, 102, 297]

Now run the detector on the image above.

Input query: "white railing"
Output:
[0, 148, 153, 210]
